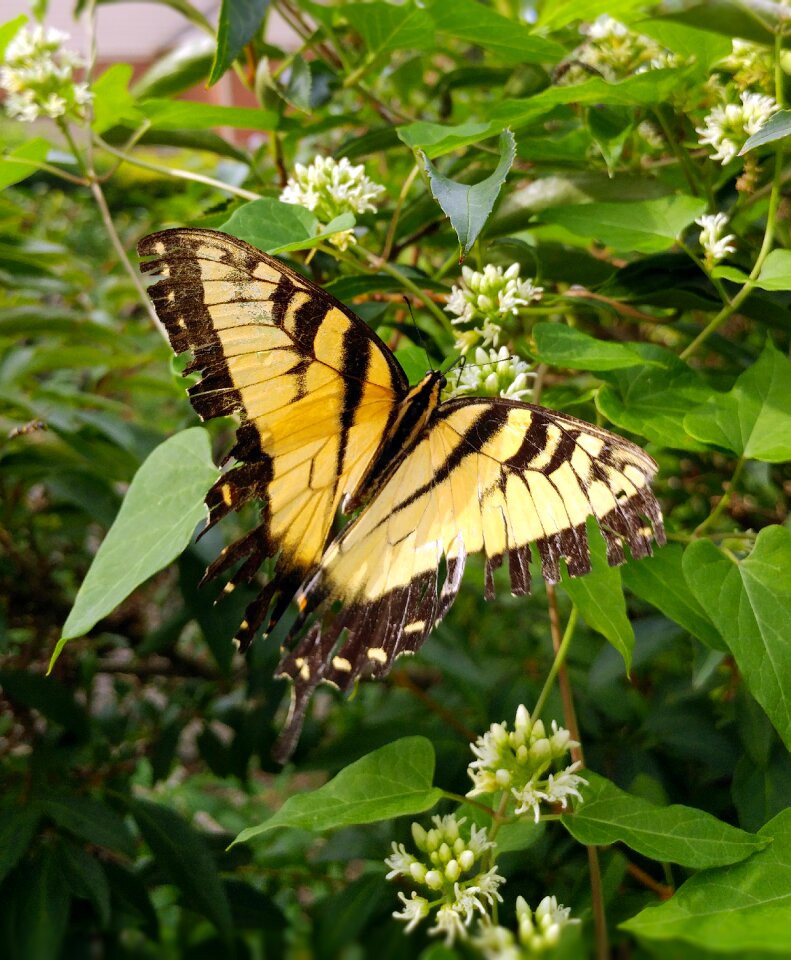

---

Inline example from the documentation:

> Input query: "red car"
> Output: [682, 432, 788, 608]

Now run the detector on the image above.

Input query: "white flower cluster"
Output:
[570, 15, 666, 82]
[720, 39, 773, 94]
[279, 155, 386, 250]
[386, 814, 505, 945]
[695, 213, 736, 266]
[446, 263, 543, 354]
[448, 346, 534, 402]
[1, 25, 91, 123]
[696, 91, 778, 165]
[472, 895, 579, 958]
[467, 705, 588, 823]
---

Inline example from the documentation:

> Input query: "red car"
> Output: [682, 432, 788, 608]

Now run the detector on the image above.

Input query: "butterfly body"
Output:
[138, 228, 665, 761]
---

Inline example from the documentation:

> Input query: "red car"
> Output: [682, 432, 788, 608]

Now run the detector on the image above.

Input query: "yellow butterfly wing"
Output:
[275, 397, 665, 758]
[138, 228, 408, 648]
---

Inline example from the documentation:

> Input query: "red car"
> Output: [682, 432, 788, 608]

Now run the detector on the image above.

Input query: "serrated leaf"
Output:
[754, 248, 791, 291]
[422, 130, 515, 254]
[684, 340, 791, 461]
[218, 197, 354, 252]
[532, 323, 649, 371]
[209, 0, 270, 86]
[561, 520, 634, 670]
[596, 344, 711, 450]
[0, 138, 50, 191]
[741, 109, 791, 155]
[41, 791, 136, 857]
[52, 428, 219, 661]
[424, 0, 565, 64]
[562, 772, 767, 868]
[140, 98, 278, 132]
[621, 806, 791, 952]
[622, 545, 723, 650]
[540, 195, 707, 254]
[683, 528, 791, 752]
[129, 798, 234, 941]
[233, 737, 442, 844]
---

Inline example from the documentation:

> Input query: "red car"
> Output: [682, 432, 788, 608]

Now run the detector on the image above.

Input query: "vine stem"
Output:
[545, 584, 608, 960]
[694, 456, 746, 537]
[532, 604, 578, 722]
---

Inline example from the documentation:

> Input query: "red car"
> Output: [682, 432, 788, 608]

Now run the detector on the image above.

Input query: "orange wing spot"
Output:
[221, 483, 233, 507]
[297, 594, 308, 612]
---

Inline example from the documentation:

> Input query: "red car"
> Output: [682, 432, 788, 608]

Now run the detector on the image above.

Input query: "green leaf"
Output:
[421, 130, 515, 255]
[209, 0, 269, 85]
[424, 0, 565, 64]
[218, 197, 355, 252]
[11, 848, 71, 960]
[684, 340, 791, 461]
[621, 806, 791, 952]
[140, 98, 278, 132]
[58, 841, 111, 927]
[233, 737, 442, 844]
[562, 772, 768, 868]
[561, 520, 634, 671]
[0, 671, 89, 738]
[754, 248, 791, 291]
[0, 14, 26, 59]
[129, 798, 234, 941]
[41, 791, 136, 857]
[279, 54, 312, 112]
[683, 527, 791, 752]
[132, 37, 214, 99]
[91, 64, 143, 134]
[345, 1, 434, 60]
[596, 344, 711, 450]
[398, 119, 502, 159]
[0, 138, 50, 191]
[536, 0, 645, 31]
[540, 196, 708, 255]
[52, 428, 219, 662]
[532, 323, 649, 371]
[622, 545, 724, 650]
[0, 805, 39, 884]
[741, 109, 791, 155]
[638, 19, 732, 69]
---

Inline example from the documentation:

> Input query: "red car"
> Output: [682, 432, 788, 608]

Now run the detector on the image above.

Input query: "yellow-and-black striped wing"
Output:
[275, 397, 665, 758]
[138, 228, 408, 648]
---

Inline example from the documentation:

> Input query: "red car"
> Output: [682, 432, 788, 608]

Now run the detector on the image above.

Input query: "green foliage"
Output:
[1, 0, 790, 957]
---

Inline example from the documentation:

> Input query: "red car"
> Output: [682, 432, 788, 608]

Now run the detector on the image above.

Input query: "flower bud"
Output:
[425, 869, 443, 890]
[409, 861, 427, 883]
[411, 822, 427, 850]
[445, 859, 460, 883]
[459, 849, 475, 872]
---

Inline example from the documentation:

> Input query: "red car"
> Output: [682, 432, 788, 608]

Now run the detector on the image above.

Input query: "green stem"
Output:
[694, 457, 746, 536]
[532, 605, 578, 722]
[93, 136, 264, 202]
[677, 238, 730, 307]
[0, 154, 87, 186]
[440, 791, 496, 817]
[381, 163, 420, 262]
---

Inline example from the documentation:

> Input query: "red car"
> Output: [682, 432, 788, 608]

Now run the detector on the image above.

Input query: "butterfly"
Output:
[138, 228, 665, 760]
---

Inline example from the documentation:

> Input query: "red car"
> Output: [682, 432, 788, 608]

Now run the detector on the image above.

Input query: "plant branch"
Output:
[694, 456, 746, 536]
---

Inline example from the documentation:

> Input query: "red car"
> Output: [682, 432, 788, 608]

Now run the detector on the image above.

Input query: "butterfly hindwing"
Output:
[138, 228, 408, 647]
[274, 397, 665, 758]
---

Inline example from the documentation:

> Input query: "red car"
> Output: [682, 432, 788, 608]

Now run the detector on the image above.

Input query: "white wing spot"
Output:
[367, 647, 388, 664]
[332, 656, 352, 672]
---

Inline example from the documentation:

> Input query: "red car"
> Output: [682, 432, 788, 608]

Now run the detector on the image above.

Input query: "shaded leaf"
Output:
[0, 671, 89, 738]
[563, 772, 767, 868]
[421, 130, 515, 254]
[621, 807, 791, 952]
[52, 428, 219, 659]
[741, 109, 791, 154]
[684, 527, 791, 751]
[129, 798, 234, 941]
[532, 323, 649, 371]
[0, 805, 39, 885]
[684, 341, 791, 461]
[622, 545, 724, 650]
[58, 841, 111, 927]
[540, 196, 707, 255]
[209, 0, 270, 86]
[233, 737, 442, 844]
[10, 848, 71, 960]
[42, 791, 136, 857]
[562, 520, 634, 670]
[596, 344, 710, 450]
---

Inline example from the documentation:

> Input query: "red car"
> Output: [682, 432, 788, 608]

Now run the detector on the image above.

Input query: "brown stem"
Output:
[390, 670, 478, 741]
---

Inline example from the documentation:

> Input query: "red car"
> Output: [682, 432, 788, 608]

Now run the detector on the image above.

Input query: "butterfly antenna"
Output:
[401, 295, 434, 372]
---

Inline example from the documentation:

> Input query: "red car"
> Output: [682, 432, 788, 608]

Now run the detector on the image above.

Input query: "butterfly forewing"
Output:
[138, 228, 408, 647]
